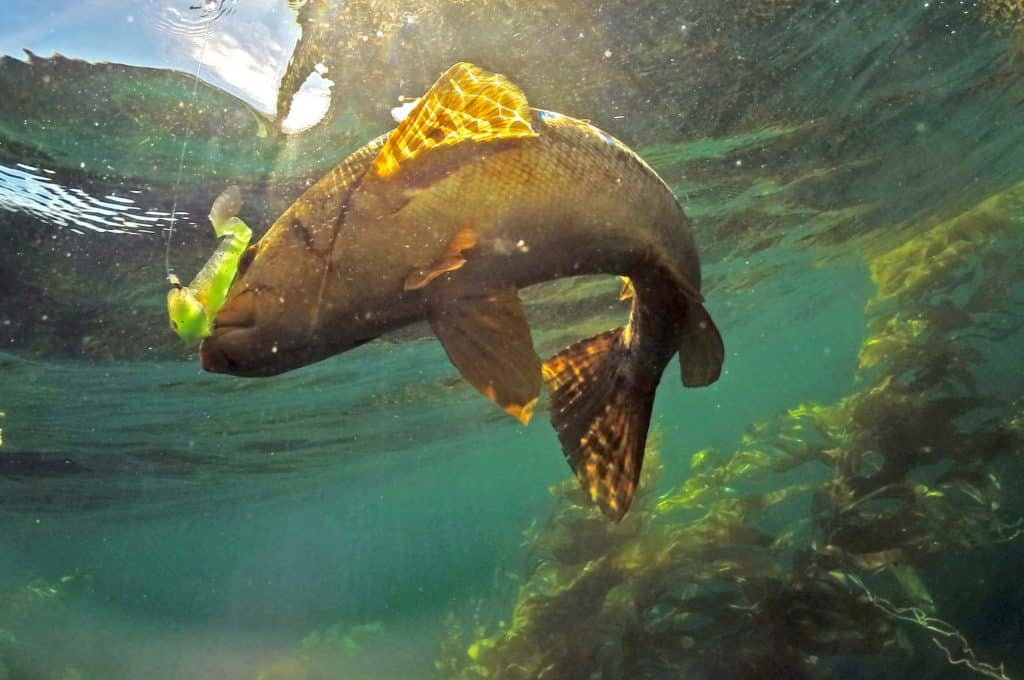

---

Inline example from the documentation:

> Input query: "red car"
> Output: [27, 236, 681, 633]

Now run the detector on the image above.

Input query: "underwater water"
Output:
[1, 0, 1024, 678]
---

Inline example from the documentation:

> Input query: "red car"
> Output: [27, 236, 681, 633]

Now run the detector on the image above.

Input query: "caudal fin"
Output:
[542, 328, 660, 521]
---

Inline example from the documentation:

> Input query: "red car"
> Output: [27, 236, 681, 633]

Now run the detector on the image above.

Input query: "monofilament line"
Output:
[165, 13, 213, 286]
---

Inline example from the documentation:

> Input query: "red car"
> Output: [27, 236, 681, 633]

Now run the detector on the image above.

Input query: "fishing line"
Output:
[164, 8, 215, 287]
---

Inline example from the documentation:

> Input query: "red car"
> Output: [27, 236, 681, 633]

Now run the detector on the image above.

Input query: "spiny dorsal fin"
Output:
[373, 63, 537, 179]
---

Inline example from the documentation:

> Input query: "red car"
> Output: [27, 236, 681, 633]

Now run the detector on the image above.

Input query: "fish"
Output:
[200, 63, 724, 519]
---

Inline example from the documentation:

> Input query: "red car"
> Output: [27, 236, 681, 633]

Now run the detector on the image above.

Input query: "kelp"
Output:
[436, 444, 900, 679]
[255, 620, 388, 680]
[436, 179, 1024, 678]
[979, 0, 1024, 33]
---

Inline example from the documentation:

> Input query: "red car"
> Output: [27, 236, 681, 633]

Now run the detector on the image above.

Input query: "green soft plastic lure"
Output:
[167, 186, 252, 345]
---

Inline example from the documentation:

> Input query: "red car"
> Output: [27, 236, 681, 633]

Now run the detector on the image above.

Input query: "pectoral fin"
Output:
[428, 285, 542, 424]
[404, 227, 477, 291]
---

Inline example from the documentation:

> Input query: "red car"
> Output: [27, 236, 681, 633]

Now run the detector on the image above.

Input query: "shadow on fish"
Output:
[188, 63, 724, 520]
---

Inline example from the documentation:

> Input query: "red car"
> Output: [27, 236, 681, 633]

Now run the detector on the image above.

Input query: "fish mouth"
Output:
[201, 325, 317, 377]
[200, 338, 236, 373]
[201, 324, 305, 376]
[200, 288, 326, 376]
[200, 326, 261, 375]
[200, 289, 274, 376]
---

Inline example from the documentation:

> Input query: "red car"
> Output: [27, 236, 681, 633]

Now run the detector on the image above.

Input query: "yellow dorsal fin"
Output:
[373, 63, 537, 179]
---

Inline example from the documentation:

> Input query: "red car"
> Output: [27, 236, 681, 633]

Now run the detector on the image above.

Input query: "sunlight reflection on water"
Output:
[0, 163, 190, 236]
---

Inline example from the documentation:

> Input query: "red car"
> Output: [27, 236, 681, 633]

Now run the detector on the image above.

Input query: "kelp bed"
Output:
[1, 1, 1023, 677]
[435, 186, 1024, 678]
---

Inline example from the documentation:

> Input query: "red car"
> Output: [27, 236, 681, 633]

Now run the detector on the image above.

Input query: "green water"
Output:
[1, 1, 1023, 678]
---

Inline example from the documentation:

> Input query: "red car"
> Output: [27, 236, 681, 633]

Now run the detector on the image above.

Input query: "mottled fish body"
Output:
[201, 63, 723, 519]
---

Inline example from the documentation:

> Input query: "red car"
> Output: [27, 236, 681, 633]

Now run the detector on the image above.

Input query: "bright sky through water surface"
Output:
[0, 0, 301, 115]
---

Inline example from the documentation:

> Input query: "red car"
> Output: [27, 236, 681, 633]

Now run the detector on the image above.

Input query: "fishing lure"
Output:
[166, 186, 252, 345]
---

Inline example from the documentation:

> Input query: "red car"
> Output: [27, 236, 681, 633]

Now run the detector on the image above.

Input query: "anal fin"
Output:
[679, 300, 724, 387]
[428, 285, 541, 424]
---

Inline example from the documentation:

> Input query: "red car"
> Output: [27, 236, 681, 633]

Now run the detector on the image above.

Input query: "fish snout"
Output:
[200, 288, 304, 376]
[199, 287, 261, 374]
[200, 288, 258, 373]
[199, 336, 238, 373]
[200, 321, 265, 375]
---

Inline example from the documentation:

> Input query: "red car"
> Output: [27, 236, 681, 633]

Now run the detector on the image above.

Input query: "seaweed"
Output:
[437, 179, 1024, 679]
[253, 619, 425, 680]
[979, 0, 1024, 34]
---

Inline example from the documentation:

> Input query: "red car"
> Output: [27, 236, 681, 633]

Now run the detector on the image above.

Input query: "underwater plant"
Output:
[436, 179, 1024, 679]
[254, 619, 415, 680]
[978, 0, 1024, 33]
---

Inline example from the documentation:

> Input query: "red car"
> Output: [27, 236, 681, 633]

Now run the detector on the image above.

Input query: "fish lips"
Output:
[201, 324, 313, 377]
[200, 326, 258, 375]
[199, 290, 304, 377]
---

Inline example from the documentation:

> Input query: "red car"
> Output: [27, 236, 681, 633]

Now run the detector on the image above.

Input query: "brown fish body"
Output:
[201, 64, 723, 519]
[381, 108, 701, 290]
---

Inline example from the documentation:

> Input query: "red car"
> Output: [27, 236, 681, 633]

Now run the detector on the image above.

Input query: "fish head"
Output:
[199, 212, 348, 377]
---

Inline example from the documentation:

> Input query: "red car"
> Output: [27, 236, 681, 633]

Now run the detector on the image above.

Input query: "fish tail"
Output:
[542, 325, 665, 521]
[543, 269, 723, 520]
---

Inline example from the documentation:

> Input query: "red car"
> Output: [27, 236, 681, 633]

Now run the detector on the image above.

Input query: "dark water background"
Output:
[1, 1, 1023, 678]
